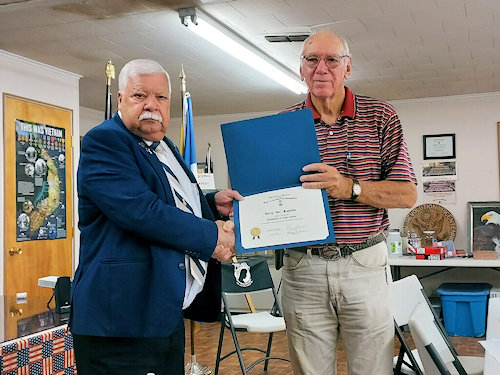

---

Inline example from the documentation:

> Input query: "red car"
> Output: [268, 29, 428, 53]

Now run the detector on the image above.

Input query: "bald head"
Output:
[301, 31, 350, 59]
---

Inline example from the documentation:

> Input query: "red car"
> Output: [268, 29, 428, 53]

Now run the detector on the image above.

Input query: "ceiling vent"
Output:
[265, 34, 310, 43]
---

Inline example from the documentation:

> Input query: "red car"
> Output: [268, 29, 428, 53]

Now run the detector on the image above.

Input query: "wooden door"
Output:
[3, 94, 73, 298]
[3, 295, 51, 342]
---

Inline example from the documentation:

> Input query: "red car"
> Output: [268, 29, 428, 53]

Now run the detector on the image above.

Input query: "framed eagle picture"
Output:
[467, 201, 500, 255]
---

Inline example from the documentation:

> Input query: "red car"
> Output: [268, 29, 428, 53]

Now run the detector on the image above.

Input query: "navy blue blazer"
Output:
[70, 114, 222, 338]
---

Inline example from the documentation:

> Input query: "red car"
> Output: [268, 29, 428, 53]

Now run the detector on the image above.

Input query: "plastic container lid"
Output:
[437, 283, 491, 296]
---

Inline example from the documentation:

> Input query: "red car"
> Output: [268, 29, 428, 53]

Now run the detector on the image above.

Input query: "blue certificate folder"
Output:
[221, 108, 335, 253]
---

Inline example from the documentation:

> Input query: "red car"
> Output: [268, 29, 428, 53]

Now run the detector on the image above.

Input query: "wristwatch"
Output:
[350, 178, 361, 200]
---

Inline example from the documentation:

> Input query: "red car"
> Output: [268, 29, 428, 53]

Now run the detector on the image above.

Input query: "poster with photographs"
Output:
[422, 161, 457, 204]
[15, 119, 67, 241]
[422, 161, 457, 182]
[423, 181, 456, 204]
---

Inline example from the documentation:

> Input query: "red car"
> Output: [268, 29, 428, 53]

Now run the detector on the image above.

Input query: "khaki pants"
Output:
[281, 241, 394, 375]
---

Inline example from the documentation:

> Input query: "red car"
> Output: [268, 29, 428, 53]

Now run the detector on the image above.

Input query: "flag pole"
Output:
[179, 65, 186, 156]
[104, 60, 115, 120]
[182, 65, 212, 375]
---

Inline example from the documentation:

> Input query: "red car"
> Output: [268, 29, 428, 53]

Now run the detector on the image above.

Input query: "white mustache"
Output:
[139, 112, 162, 123]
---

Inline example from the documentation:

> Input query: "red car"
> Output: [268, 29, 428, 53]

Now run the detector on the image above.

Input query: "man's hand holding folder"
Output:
[221, 109, 335, 254]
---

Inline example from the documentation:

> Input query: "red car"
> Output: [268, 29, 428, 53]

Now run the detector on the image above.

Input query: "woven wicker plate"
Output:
[403, 203, 457, 241]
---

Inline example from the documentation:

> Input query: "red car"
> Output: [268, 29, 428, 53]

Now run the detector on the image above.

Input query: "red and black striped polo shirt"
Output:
[284, 87, 416, 245]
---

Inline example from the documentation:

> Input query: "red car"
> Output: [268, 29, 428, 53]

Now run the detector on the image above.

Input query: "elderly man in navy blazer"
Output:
[70, 58, 242, 375]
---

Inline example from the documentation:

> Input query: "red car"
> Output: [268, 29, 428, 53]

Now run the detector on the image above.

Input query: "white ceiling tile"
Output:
[274, 8, 333, 28]
[464, 4, 495, 27]
[229, 0, 291, 17]
[283, 0, 344, 10]
[0, 8, 66, 31]
[400, 70, 439, 80]
[377, 0, 438, 14]
[359, 13, 409, 34]
[312, 19, 367, 41]
[465, 0, 500, 13]
[202, 1, 246, 20]
[324, 0, 384, 21]
[227, 13, 285, 35]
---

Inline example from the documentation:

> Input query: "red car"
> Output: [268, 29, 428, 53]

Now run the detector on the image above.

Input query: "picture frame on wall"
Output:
[423, 133, 456, 160]
[467, 201, 500, 255]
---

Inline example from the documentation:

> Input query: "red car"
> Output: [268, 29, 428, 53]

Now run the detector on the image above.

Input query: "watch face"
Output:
[353, 184, 362, 195]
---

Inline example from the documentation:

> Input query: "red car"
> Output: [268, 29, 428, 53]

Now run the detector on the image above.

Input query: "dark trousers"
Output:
[73, 325, 185, 375]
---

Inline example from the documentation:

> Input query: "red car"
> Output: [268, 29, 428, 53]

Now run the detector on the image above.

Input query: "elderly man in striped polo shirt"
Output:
[281, 30, 417, 375]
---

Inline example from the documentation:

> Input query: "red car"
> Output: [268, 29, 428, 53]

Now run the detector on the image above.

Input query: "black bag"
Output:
[183, 258, 222, 322]
[50, 276, 71, 314]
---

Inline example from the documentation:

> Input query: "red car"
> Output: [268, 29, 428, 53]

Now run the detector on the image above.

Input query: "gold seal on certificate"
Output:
[250, 227, 261, 240]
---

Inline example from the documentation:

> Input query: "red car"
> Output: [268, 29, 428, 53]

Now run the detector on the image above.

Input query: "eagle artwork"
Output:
[473, 210, 500, 254]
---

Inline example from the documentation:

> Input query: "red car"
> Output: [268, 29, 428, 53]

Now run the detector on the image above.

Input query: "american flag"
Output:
[0, 327, 75, 374]
[179, 91, 197, 176]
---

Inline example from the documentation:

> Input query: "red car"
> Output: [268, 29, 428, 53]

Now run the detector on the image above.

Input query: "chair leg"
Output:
[263, 332, 274, 371]
[394, 322, 424, 375]
[227, 325, 247, 375]
[214, 318, 226, 375]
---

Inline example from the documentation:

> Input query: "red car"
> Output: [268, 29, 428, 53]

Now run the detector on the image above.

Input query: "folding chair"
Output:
[391, 275, 484, 375]
[214, 258, 289, 375]
[409, 302, 460, 375]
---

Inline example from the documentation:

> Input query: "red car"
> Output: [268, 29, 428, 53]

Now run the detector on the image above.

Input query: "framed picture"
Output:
[467, 201, 500, 254]
[423, 133, 456, 160]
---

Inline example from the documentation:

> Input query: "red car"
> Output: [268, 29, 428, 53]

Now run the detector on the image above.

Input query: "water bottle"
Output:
[386, 229, 403, 257]
[408, 230, 421, 251]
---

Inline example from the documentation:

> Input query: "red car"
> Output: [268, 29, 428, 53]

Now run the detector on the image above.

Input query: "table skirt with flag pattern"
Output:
[0, 325, 75, 374]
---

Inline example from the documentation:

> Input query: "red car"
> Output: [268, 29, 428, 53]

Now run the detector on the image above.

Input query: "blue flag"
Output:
[181, 92, 197, 176]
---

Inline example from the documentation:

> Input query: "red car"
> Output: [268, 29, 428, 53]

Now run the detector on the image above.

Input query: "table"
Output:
[389, 255, 500, 280]
[0, 295, 75, 374]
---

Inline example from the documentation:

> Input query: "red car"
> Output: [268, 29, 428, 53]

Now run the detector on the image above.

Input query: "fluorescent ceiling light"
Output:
[180, 9, 307, 95]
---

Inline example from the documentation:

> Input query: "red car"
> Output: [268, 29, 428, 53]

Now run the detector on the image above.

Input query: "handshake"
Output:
[210, 188, 243, 262]
[212, 220, 236, 262]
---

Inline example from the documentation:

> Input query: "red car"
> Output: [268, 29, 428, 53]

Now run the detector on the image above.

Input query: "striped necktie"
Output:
[151, 141, 207, 285]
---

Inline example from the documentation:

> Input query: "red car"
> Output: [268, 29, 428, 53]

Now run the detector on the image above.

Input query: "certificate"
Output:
[221, 109, 335, 253]
[423, 133, 456, 159]
[238, 187, 329, 249]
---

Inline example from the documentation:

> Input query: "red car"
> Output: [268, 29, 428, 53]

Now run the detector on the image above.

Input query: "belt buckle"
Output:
[320, 245, 342, 260]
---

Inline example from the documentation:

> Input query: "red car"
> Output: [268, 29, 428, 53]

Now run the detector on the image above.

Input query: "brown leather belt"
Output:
[292, 232, 386, 261]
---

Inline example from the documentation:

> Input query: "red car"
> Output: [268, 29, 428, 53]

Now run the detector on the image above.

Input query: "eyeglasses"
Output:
[301, 55, 349, 68]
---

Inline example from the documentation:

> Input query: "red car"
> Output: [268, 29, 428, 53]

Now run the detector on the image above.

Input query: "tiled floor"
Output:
[184, 321, 485, 375]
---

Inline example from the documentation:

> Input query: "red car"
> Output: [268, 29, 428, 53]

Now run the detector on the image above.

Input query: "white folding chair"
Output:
[409, 301, 460, 375]
[391, 275, 484, 375]
[392, 275, 426, 374]
[214, 258, 289, 375]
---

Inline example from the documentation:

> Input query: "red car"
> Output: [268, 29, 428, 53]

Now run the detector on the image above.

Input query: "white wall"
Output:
[390, 93, 500, 293]
[390, 93, 500, 250]
[0, 50, 81, 295]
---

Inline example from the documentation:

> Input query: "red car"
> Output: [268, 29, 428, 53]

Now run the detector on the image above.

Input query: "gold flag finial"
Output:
[179, 64, 186, 95]
[105, 60, 115, 85]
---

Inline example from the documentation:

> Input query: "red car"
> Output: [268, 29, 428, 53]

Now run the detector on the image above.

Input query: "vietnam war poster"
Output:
[15, 119, 67, 241]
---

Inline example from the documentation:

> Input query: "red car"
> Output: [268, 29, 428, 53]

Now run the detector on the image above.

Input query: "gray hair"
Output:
[118, 59, 171, 96]
[301, 31, 351, 57]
